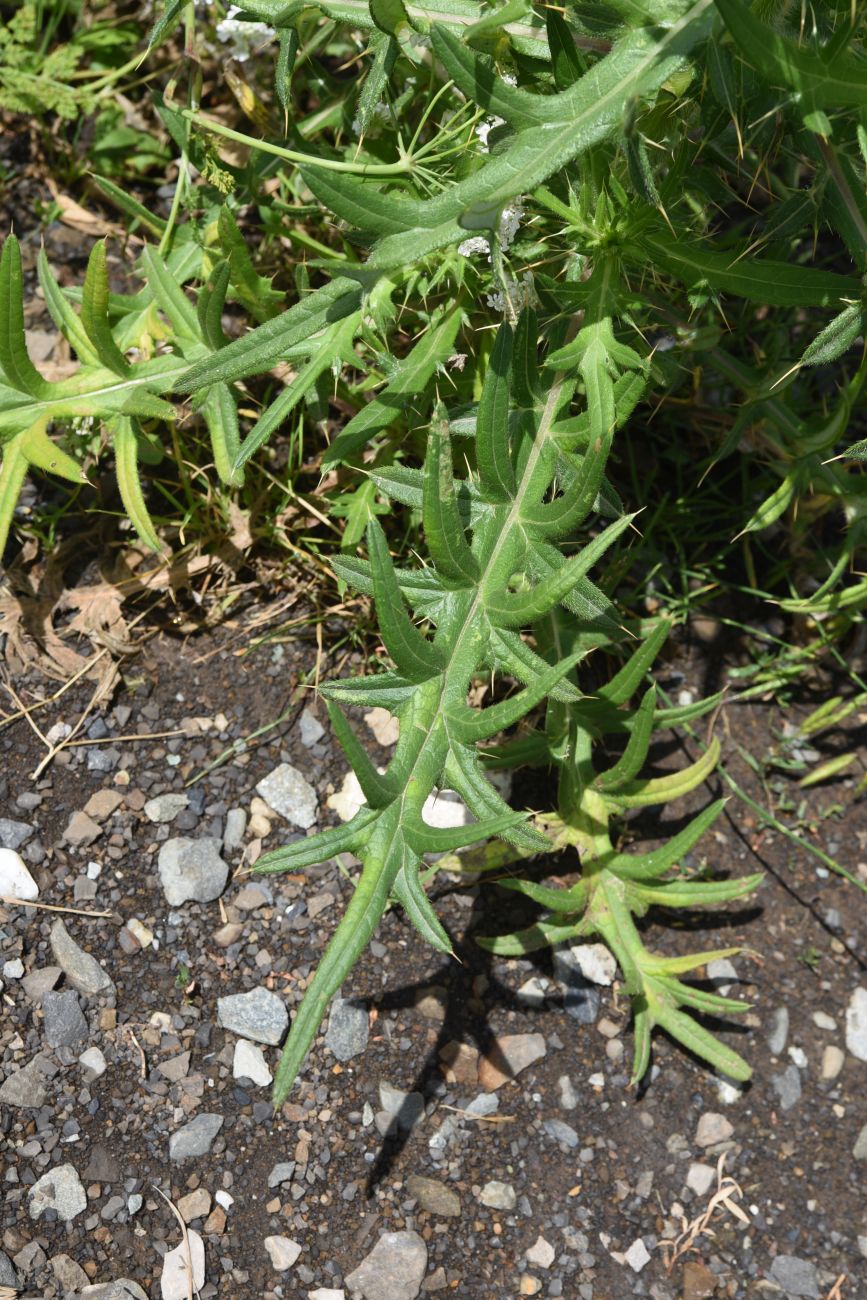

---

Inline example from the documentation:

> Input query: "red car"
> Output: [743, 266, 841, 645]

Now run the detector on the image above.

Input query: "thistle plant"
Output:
[254, 298, 761, 1103]
[2, 0, 866, 1106]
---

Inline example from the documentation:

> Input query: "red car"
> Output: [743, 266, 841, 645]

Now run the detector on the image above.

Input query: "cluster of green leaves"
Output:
[256, 306, 761, 1101]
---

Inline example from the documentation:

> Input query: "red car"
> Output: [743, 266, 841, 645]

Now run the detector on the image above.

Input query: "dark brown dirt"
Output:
[1, 617, 866, 1300]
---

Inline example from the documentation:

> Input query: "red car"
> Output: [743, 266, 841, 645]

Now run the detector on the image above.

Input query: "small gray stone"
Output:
[233, 1039, 272, 1086]
[845, 986, 867, 1062]
[169, 1112, 224, 1161]
[29, 1163, 87, 1222]
[515, 975, 551, 1007]
[853, 1123, 867, 1161]
[623, 1238, 651, 1273]
[695, 1112, 734, 1147]
[256, 763, 318, 829]
[264, 1236, 302, 1271]
[21, 965, 61, 999]
[143, 792, 189, 824]
[217, 986, 288, 1045]
[326, 997, 369, 1062]
[767, 1006, 789, 1055]
[478, 1180, 516, 1210]
[50, 1252, 89, 1290]
[268, 1162, 296, 1189]
[543, 1118, 579, 1148]
[299, 708, 326, 747]
[158, 837, 229, 905]
[406, 1175, 461, 1218]
[686, 1162, 716, 1197]
[767, 1255, 819, 1298]
[223, 807, 247, 852]
[79, 1046, 108, 1079]
[771, 1063, 802, 1112]
[50, 918, 115, 996]
[0, 817, 34, 849]
[552, 947, 601, 1023]
[378, 1081, 425, 1132]
[706, 957, 738, 994]
[556, 1074, 578, 1111]
[80, 1283, 149, 1300]
[345, 1230, 427, 1300]
[0, 1250, 20, 1289]
[43, 989, 89, 1047]
[0, 847, 39, 900]
[821, 1045, 844, 1080]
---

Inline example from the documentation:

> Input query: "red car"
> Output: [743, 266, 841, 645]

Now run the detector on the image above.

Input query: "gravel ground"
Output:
[1, 628, 866, 1300]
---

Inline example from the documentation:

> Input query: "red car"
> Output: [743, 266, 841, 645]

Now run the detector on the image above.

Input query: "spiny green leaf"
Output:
[606, 799, 727, 880]
[325, 700, 398, 807]
[323, 304, 462, 467]
[81, 242, 130, 374]
[368, 518, 444, 679]
[604, 737, 721, 808]
[629, 870, 763, 910]
[496, 876, 588, 913]
[716, 0, 867, 110]
[391, 855, 455, 954]
[476, 322, 515, 501]
[485, 513, 634, 626]
[423, 420, 479, 582]
[177, 278, 363, 392]
[0, 236, 52, 398]
[642, 231, 860, 307]
[111, 416, 162, 552]
[254, 808, 379, 875]
[446, 651, 584, 743]
[595, 685, 657, 790]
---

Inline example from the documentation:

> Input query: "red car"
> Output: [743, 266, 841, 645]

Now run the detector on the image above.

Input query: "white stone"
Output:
[327, 770, 366, 822]
[364, 707, 400, 746]
[144, 793, 189, 824]
[2, 958, 24, 979]
[716, 1078, 746, 1106]
[569, 942, 617, 987]
[686, 1162, 716, 1197]
[421, 789, 470, 830]
[79, 1047, 107, 1079]
[695, 1112, 734, 1148]
[86, 861, 102, 880]
[623, 1238, 651, 1273]
[788, 1045, 808, 1069]
[298, 707, 325, 747]
[821, 1045, 845, 1080]
[29, 1164, 87, 1223]
[256, 764, 317, 829]
[526, 1236, 555, 1269]
[264, 1236, 302, 1271]
[233, 1039, 272, 1087]
[706, 957, 738, 993]
[0, 848, 39, 901]
[215, 1190, 234, 1211]
[309, 1291, 345, 1300]
[845, 987, 867, 1062]
[127, 919, 153, 949]
[478, 1180, 516, 1210]
[160, 1230, 205, 1300]
[812, 1011, 837, 1031]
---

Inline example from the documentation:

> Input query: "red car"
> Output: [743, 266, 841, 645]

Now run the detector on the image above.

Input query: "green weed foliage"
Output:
[1, 0, 866, 1100]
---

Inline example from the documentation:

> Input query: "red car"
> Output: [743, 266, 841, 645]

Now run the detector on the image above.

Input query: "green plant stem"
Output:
[174, 107, 418, 176]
